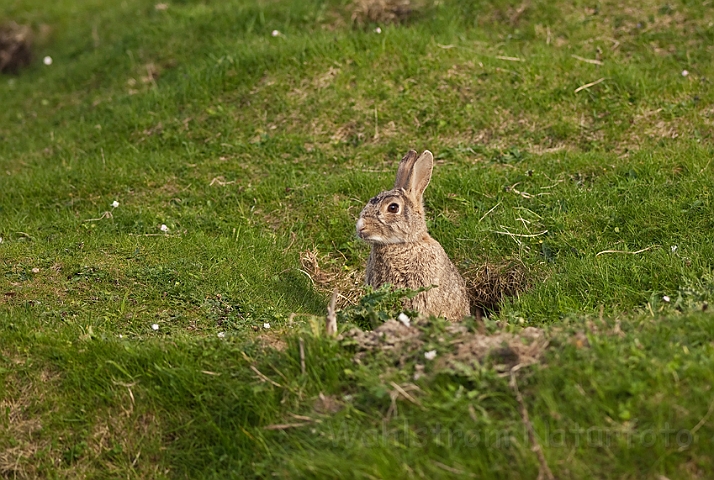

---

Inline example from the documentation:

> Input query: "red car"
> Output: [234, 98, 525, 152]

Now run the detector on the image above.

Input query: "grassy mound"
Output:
[1, 0, 713, 477]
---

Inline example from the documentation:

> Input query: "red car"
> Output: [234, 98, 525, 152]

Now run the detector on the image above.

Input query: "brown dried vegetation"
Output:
[463, 260, 530, 312]
[351, 0, 423, 25]
[0, 364, 166, 479]
[300, 248, 365, 307]
[77, 410, 165, 478]
[0, 22, 32, 74]
[0, 369, 56, 479]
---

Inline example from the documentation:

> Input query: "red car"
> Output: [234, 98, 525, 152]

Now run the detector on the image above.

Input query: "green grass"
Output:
[1, 0, 713, 477]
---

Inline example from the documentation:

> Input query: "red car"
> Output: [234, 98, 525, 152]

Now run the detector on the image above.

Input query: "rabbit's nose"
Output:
[356, 218, 365, 232]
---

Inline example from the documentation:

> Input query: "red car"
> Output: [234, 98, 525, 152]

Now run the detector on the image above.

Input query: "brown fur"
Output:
[357, 150, 470, 320]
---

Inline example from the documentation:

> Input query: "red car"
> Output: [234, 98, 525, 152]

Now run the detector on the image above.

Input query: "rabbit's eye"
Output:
[387, 203, 400, 213]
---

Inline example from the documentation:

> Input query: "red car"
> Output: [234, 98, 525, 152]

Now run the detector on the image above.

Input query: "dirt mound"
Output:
[440, 326, 547, 372]
[344, 319, 423, 355]
[0, 22, 33, 74]
[342, 318, 547, 372]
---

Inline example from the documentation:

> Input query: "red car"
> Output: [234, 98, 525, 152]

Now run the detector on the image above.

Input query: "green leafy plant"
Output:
[338, 284, 425, 329]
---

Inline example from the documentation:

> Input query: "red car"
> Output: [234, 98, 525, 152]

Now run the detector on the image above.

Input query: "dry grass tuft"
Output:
[0, 362, 166, 478]
[300, 248, 365, 307]
[330, 120, 363, 144]
[463, 260, 530, 312]
[76, 411, 165, 478]
[0, 22, 33, 74]
[0, 370, 57, 479]
[351, 0, 422, 25]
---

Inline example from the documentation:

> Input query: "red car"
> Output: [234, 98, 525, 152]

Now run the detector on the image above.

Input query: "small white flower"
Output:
[151, 323, 160, 330]
[681, 70, 689, 77]
[397, 313, 411, 327]
[375, 27, 382, 34]
[263, 322, 271, 329]
[31, 268, 40, 273]
[0, 237, 3, 243]
[160, 224, 169, 232]
[271, 30, 280, 37]
[424, 350, 437, 361]
[670, 245, 678, 253]
[111, 200, 120, 208]
[217, 332, 226, 338]
[663, 295, 671, 303]
[43, 56, 53, 66]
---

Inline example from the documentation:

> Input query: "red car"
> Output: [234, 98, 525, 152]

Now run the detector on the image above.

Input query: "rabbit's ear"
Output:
[410, 150, 434, 200]
[394, 150, 419, 190]
[394, 150, 433, 200]
[409, 150, 434, 200]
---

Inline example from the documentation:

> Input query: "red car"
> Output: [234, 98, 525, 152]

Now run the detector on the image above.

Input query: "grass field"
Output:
[1, 0, 713, 478]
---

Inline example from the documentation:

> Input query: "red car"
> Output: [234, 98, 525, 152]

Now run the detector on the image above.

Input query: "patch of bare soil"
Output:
[0, 22, 32, 74]
[256, 331, 288, 352]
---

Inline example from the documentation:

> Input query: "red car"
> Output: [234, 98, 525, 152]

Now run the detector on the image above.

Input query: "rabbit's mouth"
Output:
[357, 228, 399, 245]
[356, 219, 381, 242]
[356, 219, 377, 242]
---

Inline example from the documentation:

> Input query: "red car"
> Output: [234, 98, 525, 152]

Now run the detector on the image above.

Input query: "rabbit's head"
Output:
[356, 149, 434, 245]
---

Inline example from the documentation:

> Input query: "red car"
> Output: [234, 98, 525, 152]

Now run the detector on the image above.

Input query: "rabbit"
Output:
[356, 149, 470, 321]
